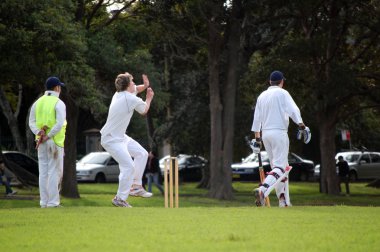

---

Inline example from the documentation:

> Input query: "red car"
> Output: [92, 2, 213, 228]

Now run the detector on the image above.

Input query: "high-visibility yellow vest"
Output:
[35, 95, 67, 147]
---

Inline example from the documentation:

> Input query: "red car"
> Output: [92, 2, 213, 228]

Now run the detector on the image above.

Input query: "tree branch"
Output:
[86, 0, 104, 30]
[14, 84, 22, 118]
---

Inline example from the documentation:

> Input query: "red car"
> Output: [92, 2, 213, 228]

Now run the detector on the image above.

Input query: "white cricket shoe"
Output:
[112, 196, 132, 208]
[6, 191, 17, 197]
[278, 193, 289, 207]
[129, 186, 153, 198]
[279, 199, 287, 208]
[254, 188, 265, 207]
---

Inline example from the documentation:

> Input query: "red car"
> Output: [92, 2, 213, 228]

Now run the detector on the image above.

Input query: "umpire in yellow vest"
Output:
[29, 76, 67, 208]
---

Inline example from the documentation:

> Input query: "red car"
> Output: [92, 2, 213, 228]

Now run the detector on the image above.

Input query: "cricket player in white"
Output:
[29, 76, 66, 208]
[251, 71, 310, 207]
[101, 72, 154, 207]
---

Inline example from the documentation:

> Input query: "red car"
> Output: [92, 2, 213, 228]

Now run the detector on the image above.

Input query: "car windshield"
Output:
[79, 153, 109, 165]
[178, 156, 191, 165]
[243, 153, 269, 163]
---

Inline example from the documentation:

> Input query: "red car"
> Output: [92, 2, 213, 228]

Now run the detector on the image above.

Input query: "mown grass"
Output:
[0, 182, 379, 252]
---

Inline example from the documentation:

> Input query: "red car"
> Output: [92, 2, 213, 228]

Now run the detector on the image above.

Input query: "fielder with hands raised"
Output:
[101, 72, 154, 207]
[251, 71, 310, 207]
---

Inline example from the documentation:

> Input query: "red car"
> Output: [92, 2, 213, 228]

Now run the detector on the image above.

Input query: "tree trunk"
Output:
[318, 113, 339, 195]
[0, 86, 25, 152]
[317, 0, 340, 195]
[197, 164, 210, 189]
[60, 91, 80, 198]
[146, 111, 155, 149]
[219, 0, 243, 198]
[161, 43, 172, 156]
[25, 107, 36, 157]
[206, 2, 237, 199]
[207, 10, 227, 199]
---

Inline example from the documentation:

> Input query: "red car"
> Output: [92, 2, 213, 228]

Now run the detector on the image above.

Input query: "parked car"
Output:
[159, 154, 207, 182]
[314, 151, 380, 181]
[3, 151, 39, 186]
[76, 152, 119, 183]
[232, 151, 314, 181]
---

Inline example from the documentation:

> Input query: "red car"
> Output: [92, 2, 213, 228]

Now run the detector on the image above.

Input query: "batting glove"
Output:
[250, 138, 262, 154]
[297, 126, 311, 144]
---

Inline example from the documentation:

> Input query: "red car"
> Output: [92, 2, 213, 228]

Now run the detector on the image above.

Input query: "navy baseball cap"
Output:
[269, 71, 286, 82]
[45, 76, 65, 89]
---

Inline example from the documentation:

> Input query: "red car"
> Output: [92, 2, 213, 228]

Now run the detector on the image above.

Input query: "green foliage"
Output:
[338, 109, 380, 150]
[86, 30, 126, 80]
[0, 0, 105, 112]
[241, 0, 380, 152]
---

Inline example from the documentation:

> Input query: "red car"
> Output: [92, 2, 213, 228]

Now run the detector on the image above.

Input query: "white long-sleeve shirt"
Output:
[29, 91, 66, 138]
[100, 91, 146, 142]
[251, 86, 303, 132]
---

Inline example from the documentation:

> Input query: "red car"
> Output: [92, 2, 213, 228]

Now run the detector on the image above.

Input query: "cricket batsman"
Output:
[100, 72, 154, 207]
[251, 70, 311, 207]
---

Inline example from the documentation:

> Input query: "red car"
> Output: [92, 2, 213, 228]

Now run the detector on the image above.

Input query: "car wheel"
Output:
[95, 173, 106, 183]
[349, 171, 358, 182]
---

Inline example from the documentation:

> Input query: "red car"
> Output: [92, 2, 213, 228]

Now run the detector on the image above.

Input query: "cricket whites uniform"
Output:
[252, 85, 303, 204]
[100, 91, 148, 201]
[29, 91, 66, 208]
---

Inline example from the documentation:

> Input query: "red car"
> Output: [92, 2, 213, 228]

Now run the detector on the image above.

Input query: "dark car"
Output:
[232, 151, 314, 181]
[159, 154, 207, 182]
[2, 151, 39, 186]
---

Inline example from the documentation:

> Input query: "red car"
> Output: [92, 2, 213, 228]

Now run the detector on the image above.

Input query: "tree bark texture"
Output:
[207, 0, 243, 200]
[221, 0, 243, 197]
[60, 91, 80, 198]
[207, 10, 227, 199]
[318, 0, 340, 195]
[318, 112, 339, 195]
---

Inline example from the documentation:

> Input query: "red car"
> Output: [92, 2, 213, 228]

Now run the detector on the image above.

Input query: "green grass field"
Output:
[1, 182, 379, 251]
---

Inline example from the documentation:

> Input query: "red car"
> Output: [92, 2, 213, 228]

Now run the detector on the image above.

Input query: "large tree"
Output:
[246, 0, 380, 194]
[136, 0, 294, 198]
[0, 0, 105, 198]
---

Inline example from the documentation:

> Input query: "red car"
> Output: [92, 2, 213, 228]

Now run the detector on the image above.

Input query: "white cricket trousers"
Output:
[262, 129, 289, 169]
[101, 134, 148, 201]
[37, 139, 64, 207]
[262, 129, 289, 198]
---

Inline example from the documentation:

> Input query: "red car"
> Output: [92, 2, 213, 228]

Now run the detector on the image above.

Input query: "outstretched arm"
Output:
[142, 87, 154, 115]
[136, 74, 150, 94]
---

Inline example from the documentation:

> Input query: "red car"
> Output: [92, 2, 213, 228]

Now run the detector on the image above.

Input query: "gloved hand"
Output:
[250, 138, 262, 154]
[297, 126, 311, 144]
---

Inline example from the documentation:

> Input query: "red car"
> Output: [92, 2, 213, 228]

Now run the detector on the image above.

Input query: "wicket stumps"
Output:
[164, 157, 179, 208]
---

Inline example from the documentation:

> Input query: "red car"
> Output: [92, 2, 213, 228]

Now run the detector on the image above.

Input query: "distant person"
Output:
[0, 159, 17, 197]
[145, 151, 164, 195]
[28, 76, 67, 208]
[251, 70, 311, 207]
[337, 156, 350, 195]
[100, 72, 154, 208]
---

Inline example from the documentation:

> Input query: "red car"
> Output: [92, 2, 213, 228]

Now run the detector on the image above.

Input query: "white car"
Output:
[314, 151, 380, 181]
[76, 152, 119, 183]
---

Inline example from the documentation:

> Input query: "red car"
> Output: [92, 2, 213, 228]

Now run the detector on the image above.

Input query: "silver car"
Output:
[76, 152, 119, 183]
[314, 151, 380, 181]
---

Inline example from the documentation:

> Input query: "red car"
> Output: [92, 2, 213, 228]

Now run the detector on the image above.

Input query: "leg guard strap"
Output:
[266, 171, 281, 180]
[262, 183, 270, 188]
